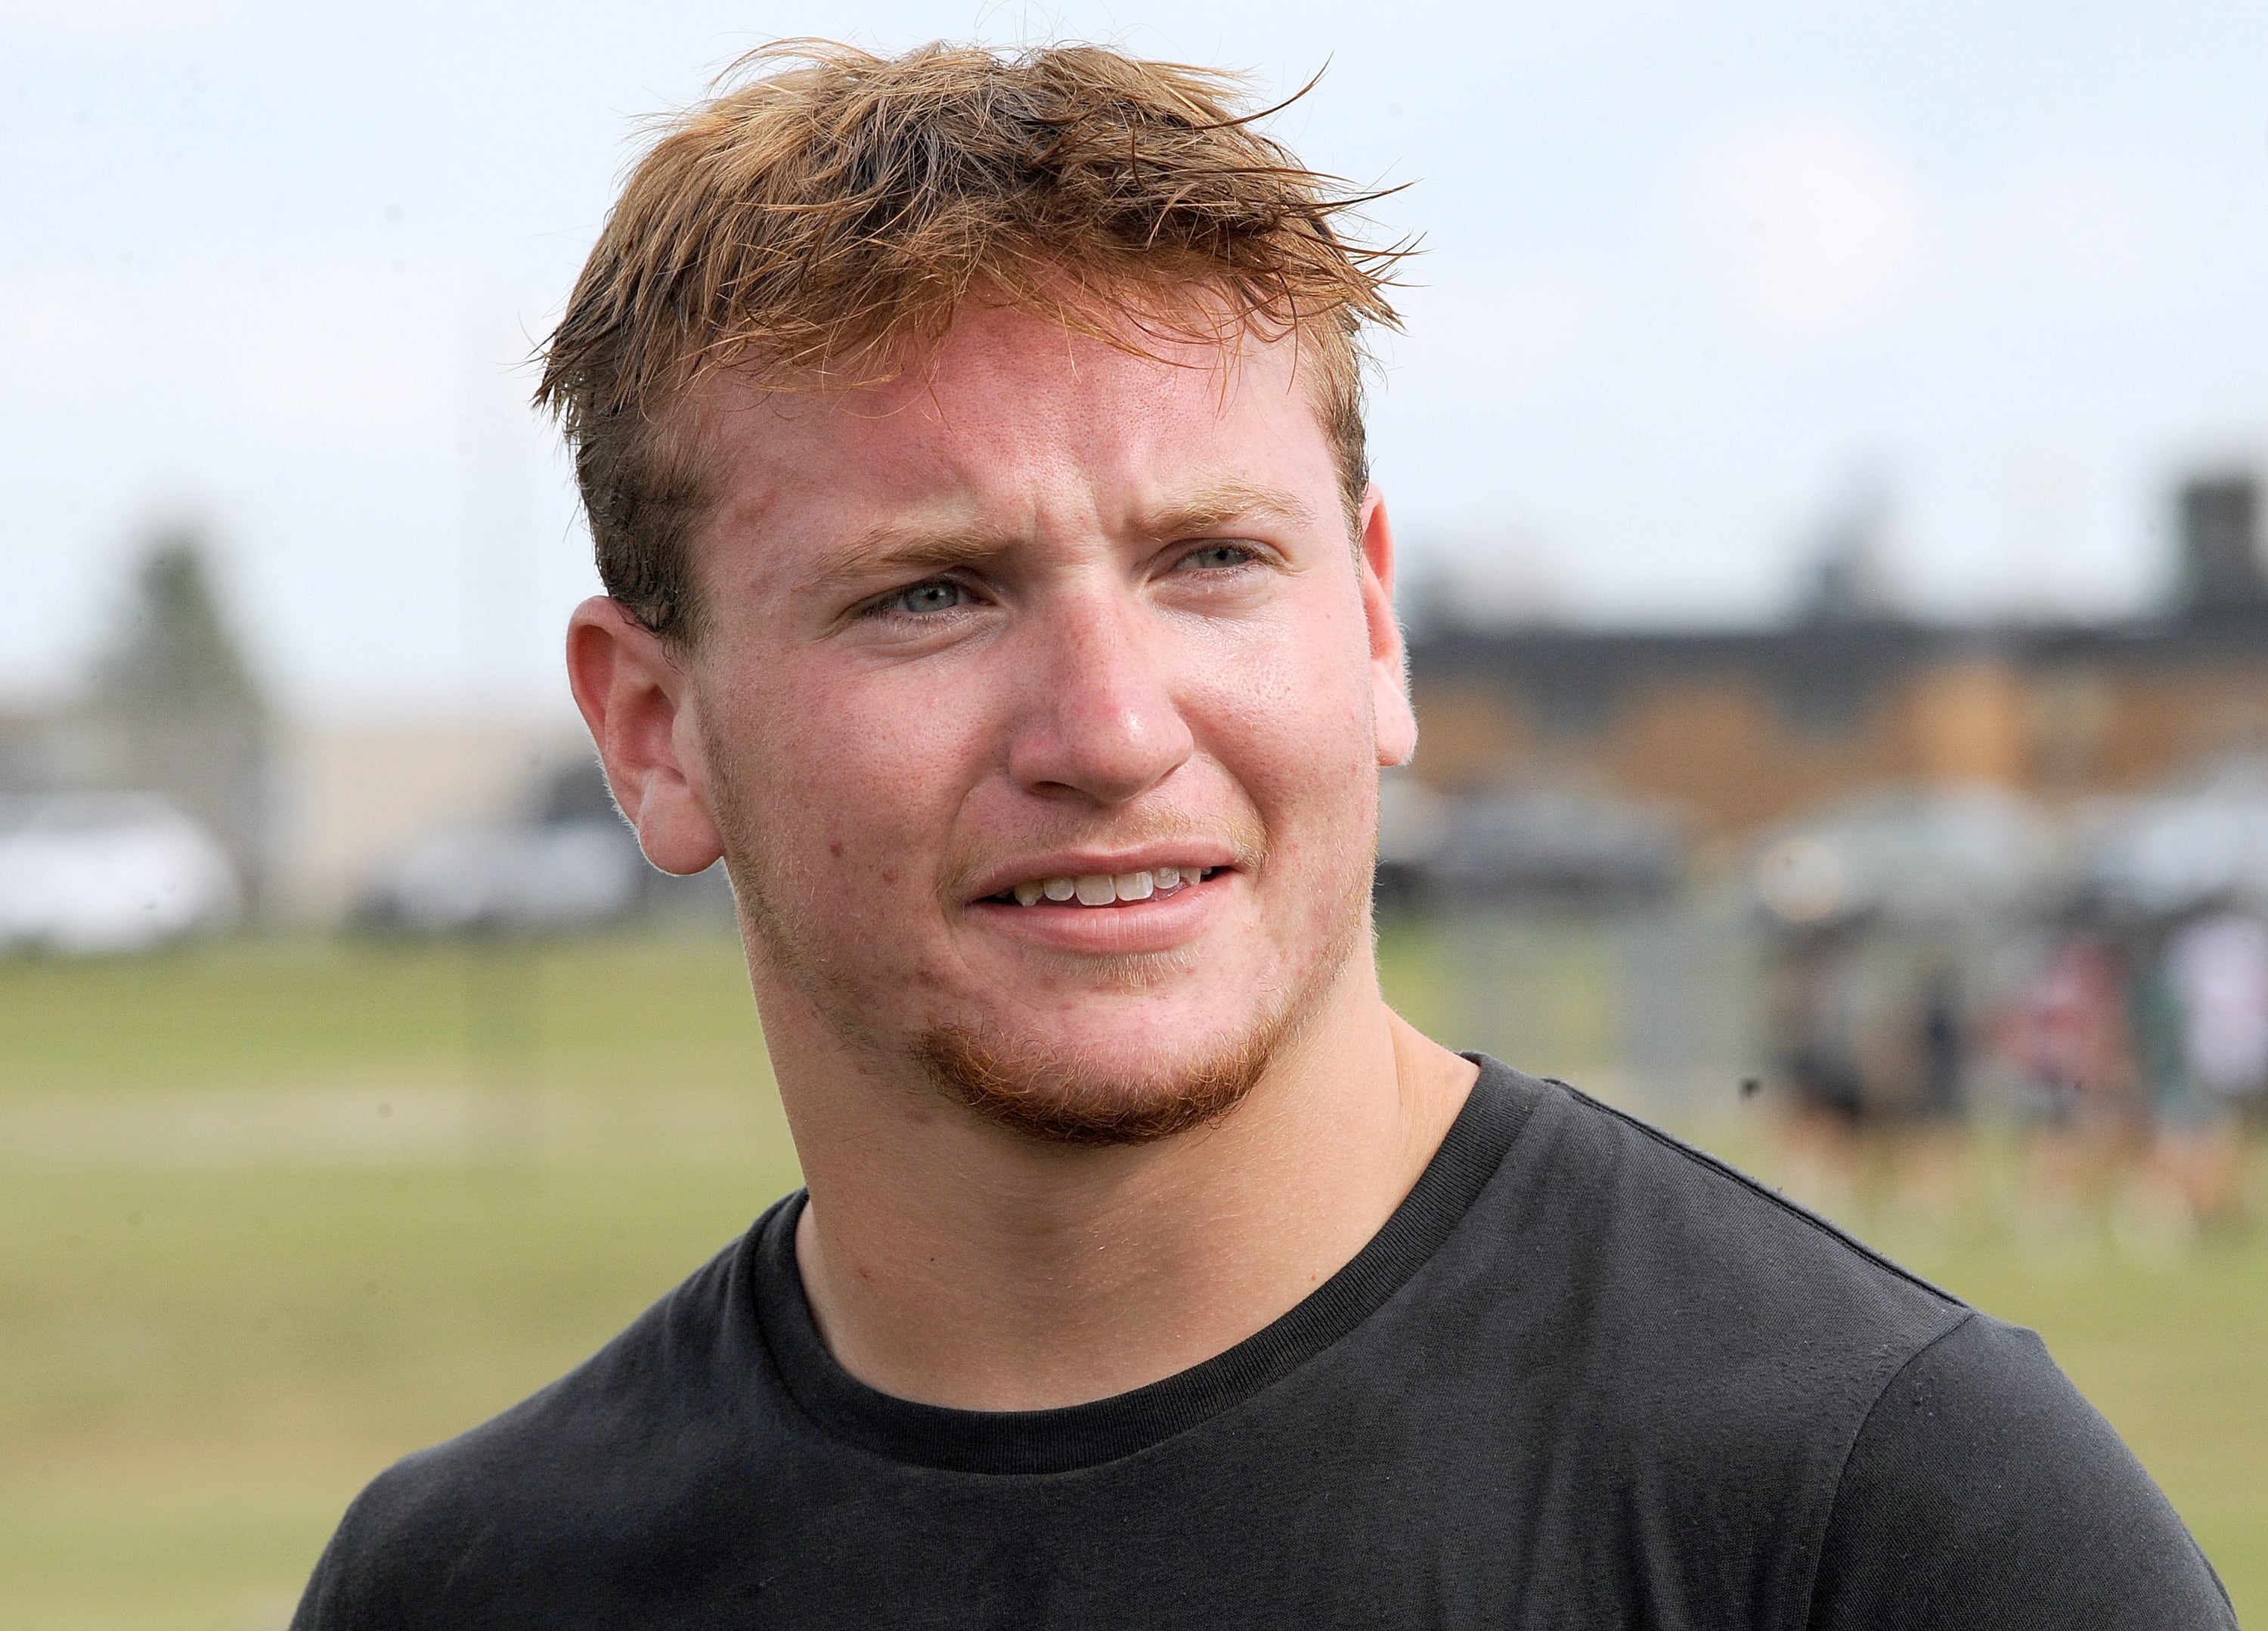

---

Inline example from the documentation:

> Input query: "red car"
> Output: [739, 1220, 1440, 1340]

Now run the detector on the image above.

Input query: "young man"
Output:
[295, 43, 2234, 1629]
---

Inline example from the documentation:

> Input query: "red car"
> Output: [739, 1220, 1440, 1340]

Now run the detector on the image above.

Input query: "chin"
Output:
[909, 1009, 1293, 1148]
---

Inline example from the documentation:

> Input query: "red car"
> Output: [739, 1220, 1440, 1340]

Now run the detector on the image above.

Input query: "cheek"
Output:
[723, 652, 990, 884]
[1188, 587, 1378, 829]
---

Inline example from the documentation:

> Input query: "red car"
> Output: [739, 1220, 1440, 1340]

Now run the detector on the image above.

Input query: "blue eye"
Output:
[1182, 544, 1251, 571]
[891, 581, 965, 615]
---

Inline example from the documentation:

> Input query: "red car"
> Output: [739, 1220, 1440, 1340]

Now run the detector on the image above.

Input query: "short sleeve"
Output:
[288, 1453, 460, 1631]
[290, 1474, 396, 1631]
[1805, 1312, 2236, 1631]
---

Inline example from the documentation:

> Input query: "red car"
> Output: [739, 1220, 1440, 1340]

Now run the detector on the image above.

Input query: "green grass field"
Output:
[2, 931, 2260, 1628]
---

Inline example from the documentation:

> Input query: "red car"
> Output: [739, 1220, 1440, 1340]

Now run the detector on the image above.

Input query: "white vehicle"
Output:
[2084, 757, 2268, 918]
[356, 817, 645, 935]
[0, 793, 242, 954]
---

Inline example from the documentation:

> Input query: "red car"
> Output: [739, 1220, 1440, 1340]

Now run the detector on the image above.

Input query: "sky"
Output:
[5, 0, 2268, 715]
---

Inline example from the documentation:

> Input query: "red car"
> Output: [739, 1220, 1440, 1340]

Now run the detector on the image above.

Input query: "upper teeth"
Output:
[1008, 867, 1204, 907]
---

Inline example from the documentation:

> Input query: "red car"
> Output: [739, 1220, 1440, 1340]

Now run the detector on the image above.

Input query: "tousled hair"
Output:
[535, 40, 1408, 644]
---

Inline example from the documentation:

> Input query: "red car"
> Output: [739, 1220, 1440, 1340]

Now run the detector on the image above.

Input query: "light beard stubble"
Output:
[911, 998, 1294, 1147]
[704, 719, 1374, 1148]
[911, 853, 1368, 1145]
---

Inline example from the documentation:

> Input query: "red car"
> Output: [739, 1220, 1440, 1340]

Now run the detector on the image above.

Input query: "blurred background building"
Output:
[0, 526, 714, 944]
[1405, 472, 2268, 830]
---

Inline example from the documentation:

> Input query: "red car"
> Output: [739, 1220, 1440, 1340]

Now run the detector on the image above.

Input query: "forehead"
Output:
[687, 306, 1340, 551]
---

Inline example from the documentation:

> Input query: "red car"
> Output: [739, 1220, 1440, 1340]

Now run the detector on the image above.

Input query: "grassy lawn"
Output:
[2, 929, 2260, 1626]
[2, 1164, 794, 1631]
[0, 932, 774, 1096]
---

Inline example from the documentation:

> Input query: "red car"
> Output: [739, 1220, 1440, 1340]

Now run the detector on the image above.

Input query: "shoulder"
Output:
[291, 1216, 777, 1629]
[1806, 1313, 2237, 1629]
[1474, 1067, 1972, 1385]
[1428, 1066, 1966, 1602]
[1458, 1067, 2232, 1627]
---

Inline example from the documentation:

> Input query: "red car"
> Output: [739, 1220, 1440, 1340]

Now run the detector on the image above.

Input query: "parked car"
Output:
[1750, 786, 2057, 929]
[0, 792, 240, 953]
[2081, 755, 2268, 918]
[1426, 786, 1687, 902]
[354, 817, 646, 935]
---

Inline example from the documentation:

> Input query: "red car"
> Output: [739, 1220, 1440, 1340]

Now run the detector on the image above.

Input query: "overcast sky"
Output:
[7, 0, 2268, 715]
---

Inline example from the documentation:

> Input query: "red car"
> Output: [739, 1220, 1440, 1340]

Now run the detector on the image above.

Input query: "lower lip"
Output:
[964, 873, 1232, 954]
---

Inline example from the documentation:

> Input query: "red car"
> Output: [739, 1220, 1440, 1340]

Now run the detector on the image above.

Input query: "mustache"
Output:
[933, 805, 1269, 902]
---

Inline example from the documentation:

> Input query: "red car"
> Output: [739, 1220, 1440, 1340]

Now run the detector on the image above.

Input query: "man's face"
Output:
[674, 305, 1412, 1137]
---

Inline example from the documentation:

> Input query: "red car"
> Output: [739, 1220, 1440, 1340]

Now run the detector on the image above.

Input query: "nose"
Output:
[1005, 587, 1193, 806]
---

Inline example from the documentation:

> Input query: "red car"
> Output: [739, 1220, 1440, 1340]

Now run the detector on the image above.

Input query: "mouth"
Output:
[982, 865, 1222, 908]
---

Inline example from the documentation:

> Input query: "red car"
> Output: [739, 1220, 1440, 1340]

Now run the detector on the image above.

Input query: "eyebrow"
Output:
[1141, 478, 1316, 541]
[805, 477, 1317, 599]
[805, 526, 1019, 600]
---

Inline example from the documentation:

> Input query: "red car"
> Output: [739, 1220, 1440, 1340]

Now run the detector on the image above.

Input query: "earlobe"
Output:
[564, 597, 727, 876]
[1356, 488, 1419, 768]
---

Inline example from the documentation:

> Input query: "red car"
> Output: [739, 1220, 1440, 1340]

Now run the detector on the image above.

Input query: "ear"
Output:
[565, 597, 727, 876]
[1356, 487, 1418, 768]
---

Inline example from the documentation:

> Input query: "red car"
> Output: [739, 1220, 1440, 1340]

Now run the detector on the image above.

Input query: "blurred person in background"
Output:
[2139, 907, 2262, 1223]
[1998, 925, 2141, 1211]
[1918, 960, 1966, 1122]
[2167, 907, 2268, 1115]
[1898, 953, 1972, 1216]
[293, 42, 2235, 1629]
[1766, 919, 1972, 1219]
[2000, 910, 2251, 1236]
[1764, 916, 1870, 1208]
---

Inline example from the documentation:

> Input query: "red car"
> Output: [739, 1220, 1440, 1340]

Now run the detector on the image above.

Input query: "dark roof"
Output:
[1409, 607, 2268, 685]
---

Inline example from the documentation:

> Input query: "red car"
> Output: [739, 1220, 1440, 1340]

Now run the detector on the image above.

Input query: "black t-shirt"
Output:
[293, 1060, 2235, 1629]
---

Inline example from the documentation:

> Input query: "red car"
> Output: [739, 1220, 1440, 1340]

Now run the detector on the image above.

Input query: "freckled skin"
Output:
[591, 309, 1411, 1097]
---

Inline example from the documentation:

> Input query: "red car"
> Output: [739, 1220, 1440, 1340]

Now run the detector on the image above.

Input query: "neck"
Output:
[759, 961, 1475, 1412]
